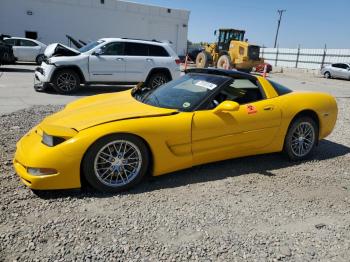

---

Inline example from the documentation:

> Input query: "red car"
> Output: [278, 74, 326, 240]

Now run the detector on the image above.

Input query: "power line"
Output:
[274, 9, 286, 48]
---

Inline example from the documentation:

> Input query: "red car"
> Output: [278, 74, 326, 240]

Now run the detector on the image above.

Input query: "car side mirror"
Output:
[213, 101, 239, 114]
[93, 48, 103, 56]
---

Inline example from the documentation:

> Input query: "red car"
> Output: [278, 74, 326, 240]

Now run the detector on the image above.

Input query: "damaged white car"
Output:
[34, 38, 181, 94]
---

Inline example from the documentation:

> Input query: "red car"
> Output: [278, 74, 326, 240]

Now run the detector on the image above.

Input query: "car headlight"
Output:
[42, 132, 65, 147]
[45, 58, 55, 66]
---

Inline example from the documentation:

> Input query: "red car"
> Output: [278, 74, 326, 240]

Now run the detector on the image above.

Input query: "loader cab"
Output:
[215, 29, 245, 52]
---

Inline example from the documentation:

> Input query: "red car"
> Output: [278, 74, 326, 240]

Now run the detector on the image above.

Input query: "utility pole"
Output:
[274, 9, 286, 48]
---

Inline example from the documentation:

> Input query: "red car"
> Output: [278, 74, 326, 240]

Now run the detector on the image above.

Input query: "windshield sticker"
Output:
[246, 104, 257, 114]
[195, 81, 217, 90]
[183, 102, 191, 108]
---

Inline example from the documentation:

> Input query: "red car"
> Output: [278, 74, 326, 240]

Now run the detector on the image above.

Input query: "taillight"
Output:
[175, 59, 181, 65]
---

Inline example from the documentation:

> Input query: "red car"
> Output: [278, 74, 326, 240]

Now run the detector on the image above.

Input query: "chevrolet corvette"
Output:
[13, 68, 338, 192]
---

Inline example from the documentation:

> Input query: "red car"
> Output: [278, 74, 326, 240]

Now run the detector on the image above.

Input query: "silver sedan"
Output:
[321, 63, 350, 80]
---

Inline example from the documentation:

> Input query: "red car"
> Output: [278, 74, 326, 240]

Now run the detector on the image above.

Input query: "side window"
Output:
[269, 80, 292, 96]
[124, 42, 149, 56]
[332, 64, 340, 68]
[339, 64, 348, 69]
[210, 78, 263, 108]
[4, 39, 16, 45]
[101, 42, 124, 55]
[149, 45, 169, 57]
[19, 39, 38, 46]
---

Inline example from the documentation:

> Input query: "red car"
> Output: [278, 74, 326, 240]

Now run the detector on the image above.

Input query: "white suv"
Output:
[34, 38, 181, 94]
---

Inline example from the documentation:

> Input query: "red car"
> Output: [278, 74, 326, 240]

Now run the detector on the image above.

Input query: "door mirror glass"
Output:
[213, 101, 239, 114]
[93, 48, 103, 56]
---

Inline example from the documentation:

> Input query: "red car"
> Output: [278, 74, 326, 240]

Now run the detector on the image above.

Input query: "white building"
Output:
[0, 0, 190, 55]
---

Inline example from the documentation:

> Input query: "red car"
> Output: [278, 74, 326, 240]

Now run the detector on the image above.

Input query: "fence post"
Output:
[295, 44, 300, 68]
[321, 44, 327, 69]
[275, 45, 279, 67]
[261, 45, 265, 59]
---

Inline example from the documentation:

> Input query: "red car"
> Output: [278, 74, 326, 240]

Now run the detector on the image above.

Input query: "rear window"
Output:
[149, 45, 169, 57]
[125, 42, 149, 56]
[269, 80, 292, 96]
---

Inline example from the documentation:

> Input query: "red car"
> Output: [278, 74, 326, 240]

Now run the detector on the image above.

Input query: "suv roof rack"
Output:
[121, 38, 162, 43]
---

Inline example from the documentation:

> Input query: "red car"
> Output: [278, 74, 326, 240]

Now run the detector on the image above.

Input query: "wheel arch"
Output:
[51, 65, 86, 83]
[79, 132, 154, 187]
[287, 109, 320, 140]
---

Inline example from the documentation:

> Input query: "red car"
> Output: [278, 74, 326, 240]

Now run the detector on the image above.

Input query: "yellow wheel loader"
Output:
[196, 29, 264, 72]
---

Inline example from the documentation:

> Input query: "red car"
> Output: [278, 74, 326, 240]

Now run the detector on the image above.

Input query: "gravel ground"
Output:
[0, 99, 350, 261]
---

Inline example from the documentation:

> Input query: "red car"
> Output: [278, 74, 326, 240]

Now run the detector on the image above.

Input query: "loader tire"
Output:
[217, 55, 232, 70]
[196, 51, 211, 68]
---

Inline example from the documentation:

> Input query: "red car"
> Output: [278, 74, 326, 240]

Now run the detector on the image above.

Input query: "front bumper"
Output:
[34, 62, 56, 83]
[13, 126, 82, 190]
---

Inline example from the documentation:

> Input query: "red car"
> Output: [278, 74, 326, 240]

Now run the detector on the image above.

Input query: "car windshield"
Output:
[79, 40, 104, 53]
[133, 74, 231, 111]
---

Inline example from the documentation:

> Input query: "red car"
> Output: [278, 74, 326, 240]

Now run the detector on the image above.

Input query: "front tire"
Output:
[35, 54, 45, 65]
[324, 71, 331, 79]
[82, 134, 149, 193]
[283, 116, 318, 161]
[52, 69, 80, 94]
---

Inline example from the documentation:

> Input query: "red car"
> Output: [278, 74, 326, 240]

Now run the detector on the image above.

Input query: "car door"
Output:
[88, 42, 126, 82]
[4, 38, 20, 59]
[124, 42, 150, 82]
[191, 78, 282, 165]
[338, 64, 350, 79]
[17, 39, 41, 61]
[331, 64, 343, 78]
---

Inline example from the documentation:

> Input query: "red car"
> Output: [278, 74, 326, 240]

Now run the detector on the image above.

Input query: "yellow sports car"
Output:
[13, 69, 338, 192]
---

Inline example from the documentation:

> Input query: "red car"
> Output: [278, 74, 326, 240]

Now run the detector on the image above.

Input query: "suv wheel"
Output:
[148, 72, 169, 89]
[52, 69, 80, 94]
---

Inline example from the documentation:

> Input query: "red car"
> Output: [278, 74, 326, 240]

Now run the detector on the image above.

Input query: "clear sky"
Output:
[129, 0, 349, 48]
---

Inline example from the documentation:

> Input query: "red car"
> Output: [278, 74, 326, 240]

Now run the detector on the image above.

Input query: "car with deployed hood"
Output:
[34, 38, 181, 93]
[14, 68, 338, 193]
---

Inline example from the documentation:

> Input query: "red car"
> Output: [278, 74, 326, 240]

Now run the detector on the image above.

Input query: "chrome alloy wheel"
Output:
[57, 73, 77, 91]
[151, 75, 167, 89]
[290, 122, 315, 157]
[93, 140, 142, 187]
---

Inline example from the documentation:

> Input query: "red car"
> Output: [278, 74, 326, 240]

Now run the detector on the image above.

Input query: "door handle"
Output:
[146, 58, 153, 62]
[116, 58, 124, 61]
[263, 105, 274, 111]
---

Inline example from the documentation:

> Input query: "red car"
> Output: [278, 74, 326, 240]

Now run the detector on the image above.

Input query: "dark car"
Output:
[0, 34, 16, 65]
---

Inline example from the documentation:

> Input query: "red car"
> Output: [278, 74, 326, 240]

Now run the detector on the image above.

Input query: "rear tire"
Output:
[324, 71, 331, 79]
[217, 55, 232, 69]
[196, 51, 211, 68]
[148, 72, 169, 89]
[52, 69, 80, 94]
[283, 116, 318, 161]
[82, 134, 149, 193]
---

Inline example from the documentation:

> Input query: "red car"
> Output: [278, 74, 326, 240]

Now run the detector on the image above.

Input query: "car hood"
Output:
[40, 90, 177, 131]
[44, 43, 81, 58]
